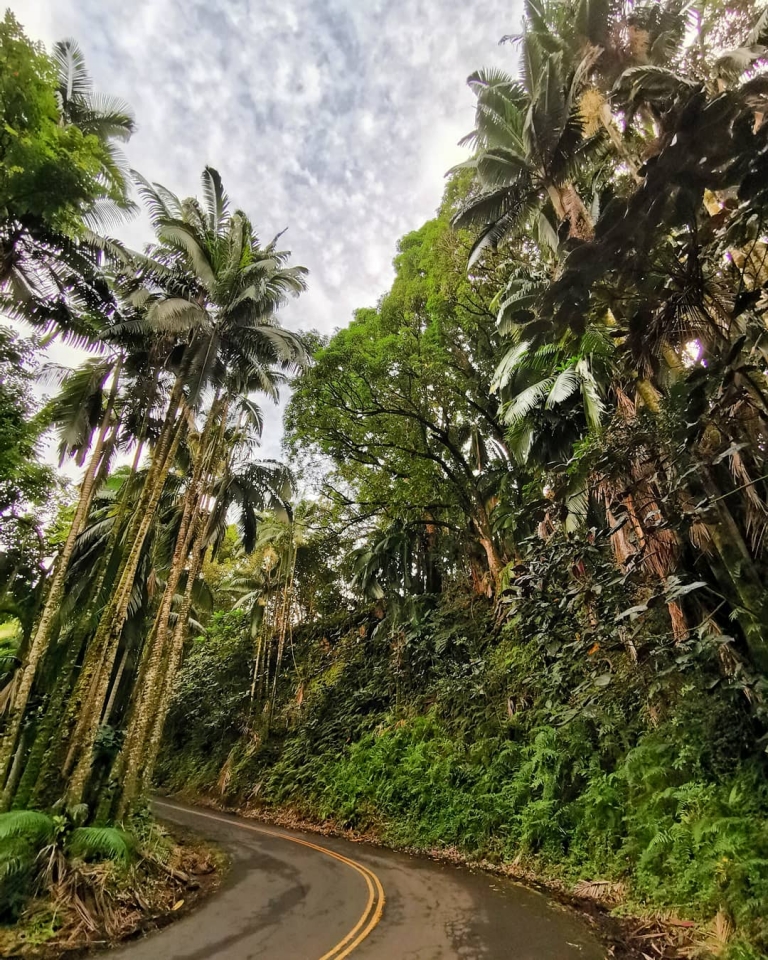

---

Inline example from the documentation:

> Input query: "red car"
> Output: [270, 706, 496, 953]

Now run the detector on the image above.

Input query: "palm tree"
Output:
[452, 0, 704, 268]
[62, 167, 307, 807]
[452, 0, 600, 267]
[0, 28, 135, 334]
[52, 39, 135, 229]
[0, 356, 124, 808]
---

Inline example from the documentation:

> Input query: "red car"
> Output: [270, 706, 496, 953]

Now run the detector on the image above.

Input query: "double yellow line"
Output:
[154, 800, 385, 959]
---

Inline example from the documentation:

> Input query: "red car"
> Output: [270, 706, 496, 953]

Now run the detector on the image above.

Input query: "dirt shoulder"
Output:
[0, 822, 226, 960]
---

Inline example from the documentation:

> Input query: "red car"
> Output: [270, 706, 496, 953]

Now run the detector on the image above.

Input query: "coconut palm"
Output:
[62, 167, 307, 807]
[0, 29, 135, 338]
[0, 355, 125, 808]
[452, 0, 601, 266]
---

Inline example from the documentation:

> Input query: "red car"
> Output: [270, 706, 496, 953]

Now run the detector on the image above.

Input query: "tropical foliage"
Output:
[3, 1, 768, 956]
[0, 15, 306, 842]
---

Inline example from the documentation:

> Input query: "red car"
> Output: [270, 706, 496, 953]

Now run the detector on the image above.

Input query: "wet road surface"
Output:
[105, 798, 605, 959]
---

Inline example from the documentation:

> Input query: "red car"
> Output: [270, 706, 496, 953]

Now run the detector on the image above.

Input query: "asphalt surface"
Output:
[105, 798, 605, 960]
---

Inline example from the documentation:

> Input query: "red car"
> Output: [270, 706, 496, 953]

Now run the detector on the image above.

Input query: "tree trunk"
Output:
[473, 502, 504, 596]
[115, 510, 209, 819]
[699, 467, 768, 673]
[3, 727, 30, 810]
[101, 643, 129, 726]
[128, 395, 222, 704]
[40, 421, 154, 794]
[136, 526, 209, 807]
[0, 356, 122, 806]
[110, 397, 230, 817]
[63, 400, 187, 806]
[546, 183, 594, 240]
[635, 378, 662, 412]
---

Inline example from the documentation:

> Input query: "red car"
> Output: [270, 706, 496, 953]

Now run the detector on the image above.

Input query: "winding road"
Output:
[107, 799, 605, 959]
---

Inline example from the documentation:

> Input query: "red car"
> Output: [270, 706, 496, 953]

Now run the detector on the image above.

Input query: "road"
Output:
[106, 798, 605, 960]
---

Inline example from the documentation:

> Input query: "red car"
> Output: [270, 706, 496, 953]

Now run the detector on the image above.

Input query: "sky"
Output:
[11, 0, 520, 462]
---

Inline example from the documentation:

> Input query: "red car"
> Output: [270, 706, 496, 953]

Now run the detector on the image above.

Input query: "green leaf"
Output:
[66, 826, 135, 864]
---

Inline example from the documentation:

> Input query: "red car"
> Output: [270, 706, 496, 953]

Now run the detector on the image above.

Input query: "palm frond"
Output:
[501, 376, 556, 425]
[54, 38, 91, 103]
[66, 826, 135, 864]
[0, 811, 55, 845]
[546, 366, 581, 406]
[201, 167, 230, 235]
[491, 341, 532, 392]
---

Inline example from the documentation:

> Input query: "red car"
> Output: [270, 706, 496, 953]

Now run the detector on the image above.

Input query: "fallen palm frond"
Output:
[572, 878, 627, 903]
[0, 813, 221, 956]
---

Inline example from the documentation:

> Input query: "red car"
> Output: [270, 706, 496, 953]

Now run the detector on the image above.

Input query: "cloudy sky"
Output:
[12, 0, 520, 459]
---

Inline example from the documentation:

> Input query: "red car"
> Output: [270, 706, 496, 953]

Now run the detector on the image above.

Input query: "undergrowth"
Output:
[159, 540, 768, 958]
[0, 804, 218, 955]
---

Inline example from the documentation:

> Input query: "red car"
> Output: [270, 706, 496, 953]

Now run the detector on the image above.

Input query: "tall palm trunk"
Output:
[112, 398, 229, 817]
[269, 550, 295, 714]
[33, 439, 148, 800]
[101, 643, 129, 727]
[118, 395, 219, 716]
[0, 356, 122, 807]
[118, 516, 209, 817]
[699, 467, 768, 673]
[57, 392, 184, 785]
[64, 386, 188, 805]
[79, 365, 160, 625]
[46, 418, 156, 791]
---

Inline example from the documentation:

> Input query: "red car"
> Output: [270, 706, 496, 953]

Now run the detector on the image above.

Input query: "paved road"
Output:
[106, 799, 605, 960]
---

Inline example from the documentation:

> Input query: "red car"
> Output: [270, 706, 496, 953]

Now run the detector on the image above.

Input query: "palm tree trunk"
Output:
[635, 379, 662, 412]
[3, 727, 30, 810]
[46, 424, 154, 791]
[54, 364, 183, 778]
[58, 401, 183, 786]
[115, 501, 210, 818]
[101, 643, 129, 726]
[114, 400, 216, 736]
[699, 467, 768, 673]
[133, 522, 209, 808]
[63, 393, 187, 805]
[0, 355, 122, 807]
[270, 553, 294, 712]
[111, 397, 230, 817]
[119, 395, 224, 740]
[79, 366, 159, 624]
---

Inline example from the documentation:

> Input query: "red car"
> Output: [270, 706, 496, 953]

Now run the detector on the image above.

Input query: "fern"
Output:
[0, 810, 55, 845]
[66, 826, 135, 864]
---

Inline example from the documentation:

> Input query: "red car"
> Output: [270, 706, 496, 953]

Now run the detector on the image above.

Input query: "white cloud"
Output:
[10, 0, 522, 461]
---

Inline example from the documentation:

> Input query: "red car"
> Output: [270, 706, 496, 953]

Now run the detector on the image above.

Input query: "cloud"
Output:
[11, 0, 521, 459]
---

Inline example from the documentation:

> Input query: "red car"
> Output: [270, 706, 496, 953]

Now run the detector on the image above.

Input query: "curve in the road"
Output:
[157, 800, 385, 960]
[105, 798, 606, 960]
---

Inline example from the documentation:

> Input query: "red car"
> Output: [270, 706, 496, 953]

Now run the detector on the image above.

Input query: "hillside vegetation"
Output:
[2, 0, 768, 956]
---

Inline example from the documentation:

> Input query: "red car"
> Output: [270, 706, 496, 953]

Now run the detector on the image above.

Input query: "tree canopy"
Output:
[3, 2, 768, 955]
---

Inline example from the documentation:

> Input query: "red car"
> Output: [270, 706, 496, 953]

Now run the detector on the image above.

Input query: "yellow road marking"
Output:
[154, 800, 385, 959]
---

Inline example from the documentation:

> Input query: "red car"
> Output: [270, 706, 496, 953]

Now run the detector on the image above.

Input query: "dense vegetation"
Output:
[3, 0, 768, 955]
[0, 9, 301, 935]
